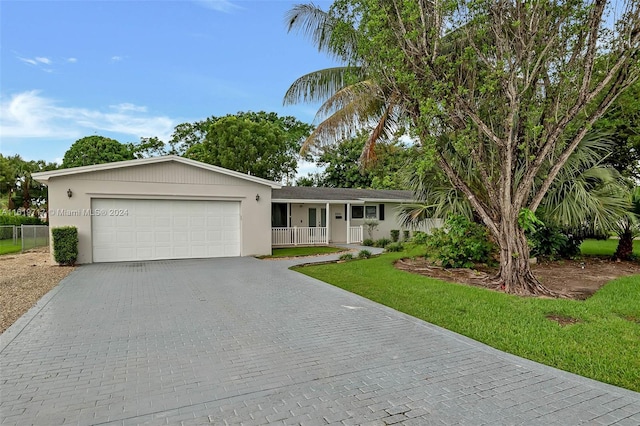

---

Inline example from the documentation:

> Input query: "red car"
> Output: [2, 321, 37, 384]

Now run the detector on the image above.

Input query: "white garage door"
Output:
[92, 199, 241, 262]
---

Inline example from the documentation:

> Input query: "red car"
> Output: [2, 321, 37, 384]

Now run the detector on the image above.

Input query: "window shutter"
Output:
[344, 204, 347, 220]
[379, 204, 385, 220]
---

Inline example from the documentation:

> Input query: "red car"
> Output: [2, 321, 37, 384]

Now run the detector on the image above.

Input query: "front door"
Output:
[308, 208, 327, 227]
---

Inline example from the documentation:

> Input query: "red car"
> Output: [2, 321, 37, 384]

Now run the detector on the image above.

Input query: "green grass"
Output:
[580, 238, 640, 257]
[264, 246, 345, 258]
[293, 247, 640, 392]
[0, 241, 21, 255]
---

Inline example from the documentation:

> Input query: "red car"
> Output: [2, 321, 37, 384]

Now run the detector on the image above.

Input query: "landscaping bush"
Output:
[338, 253, 354, 261]
[52, 226, 78, 266]
[362, 238, 375, 247]
[0, 213, 43, 239]
[425, 215, 497, 268]
[528, 225, 583, 260]
[374, 237, 391, 248]
[385, 242, 404, 252]
[358, 249, 372, 259]
[390, 229, 400, 242]
[411, 231, 428, 245]
[402, 230, 410, 241]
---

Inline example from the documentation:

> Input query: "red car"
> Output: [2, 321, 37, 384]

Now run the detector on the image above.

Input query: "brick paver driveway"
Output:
[1, 257, 639, 425]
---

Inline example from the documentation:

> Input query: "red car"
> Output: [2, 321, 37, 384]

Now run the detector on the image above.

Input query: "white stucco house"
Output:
[33, 156, 435, 264]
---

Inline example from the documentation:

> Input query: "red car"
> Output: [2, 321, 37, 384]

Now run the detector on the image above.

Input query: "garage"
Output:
[32, 156, 278, 264]
[92, 199, 241, 262]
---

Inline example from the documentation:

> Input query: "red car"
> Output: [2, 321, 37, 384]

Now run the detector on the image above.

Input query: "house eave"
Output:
[31, 155, 282, 189]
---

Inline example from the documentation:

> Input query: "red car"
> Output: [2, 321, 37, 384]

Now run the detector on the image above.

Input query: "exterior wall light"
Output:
[255, 194, 260, 201]
[67, 189, 73, 198]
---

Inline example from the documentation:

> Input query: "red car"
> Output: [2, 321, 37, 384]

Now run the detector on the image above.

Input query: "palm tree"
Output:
[283, 4, 405, 165]
[613, 187, 640, 261]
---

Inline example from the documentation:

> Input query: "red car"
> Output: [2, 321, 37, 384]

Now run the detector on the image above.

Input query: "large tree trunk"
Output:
[614, 227, 634, 261]
[496, 218, 557, 296]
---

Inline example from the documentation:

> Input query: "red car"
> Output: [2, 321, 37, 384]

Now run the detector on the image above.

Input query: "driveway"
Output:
[1, 257, 639, 425]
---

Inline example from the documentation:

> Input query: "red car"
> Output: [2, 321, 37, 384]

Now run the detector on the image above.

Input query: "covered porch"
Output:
[271, 201, 364, 246]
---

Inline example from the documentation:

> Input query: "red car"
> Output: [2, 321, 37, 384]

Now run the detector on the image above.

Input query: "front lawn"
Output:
[580, 238, 640, 257]
[293, 249, 640, 392]
[264, 246, 345, 258]
[0, 241, 21, 255]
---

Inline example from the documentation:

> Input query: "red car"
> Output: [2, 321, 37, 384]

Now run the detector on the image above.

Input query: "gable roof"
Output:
[272, 186, 414, 203]
[31, 155, 282, 189]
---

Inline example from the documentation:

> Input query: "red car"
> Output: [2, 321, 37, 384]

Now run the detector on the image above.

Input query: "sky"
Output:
[0, 0, 340, 175]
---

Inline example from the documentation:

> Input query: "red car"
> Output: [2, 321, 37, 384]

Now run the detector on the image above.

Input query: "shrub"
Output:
[528, 225, 583, 260]
[358, 249, 372, 259]
[363, 219, 379, 240]
[385, 242, 404, 252]
[402, 230, 410, 241]
[339, 253, 354, 261]
[0, 213, 44, 239]
[52, 226, 78, 266]
[425, 215, 497, 268]
[374, 237, 391, 248]
[411, 231, 428, 245]
[362, 238, 375, 247]
[390, 229, 400, 242]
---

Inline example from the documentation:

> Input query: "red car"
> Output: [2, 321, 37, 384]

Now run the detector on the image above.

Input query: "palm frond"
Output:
[283, 67, 364, 106]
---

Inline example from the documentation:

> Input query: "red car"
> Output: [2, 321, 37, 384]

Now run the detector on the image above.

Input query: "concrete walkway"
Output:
[1, 253, 639, 425]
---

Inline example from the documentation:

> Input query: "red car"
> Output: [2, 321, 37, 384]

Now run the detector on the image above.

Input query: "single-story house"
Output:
[33, 156, 438, 264]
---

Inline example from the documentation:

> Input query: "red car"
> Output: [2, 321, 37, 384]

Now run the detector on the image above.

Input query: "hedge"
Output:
[0, 213, 44, 239]
[52, 226, 78, 266]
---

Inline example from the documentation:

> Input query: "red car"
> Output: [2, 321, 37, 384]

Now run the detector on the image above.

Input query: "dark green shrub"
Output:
[339, 253, 354, 261]
[385, 242, 404, 252]
[374, 237, 391, 248]
[358, 249, 372, 259]
[390, 229, 400, 242]
[528, 225, 583, 260]
[402, 230, 410, 241]
[411, 231, 428, 245]
[52, 226, 78, 266]
[362, 238, 375, 247]
[0, 214, 43, 239]
[425, 215, 497, 268]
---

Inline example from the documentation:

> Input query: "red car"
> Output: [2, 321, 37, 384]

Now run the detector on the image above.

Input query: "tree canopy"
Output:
[183, 111, 313, 182]
[62, 136, 135, 168]
[287, 0, 640, 295]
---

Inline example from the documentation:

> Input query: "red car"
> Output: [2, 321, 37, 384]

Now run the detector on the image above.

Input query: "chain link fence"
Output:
[0, 225, 49, 253]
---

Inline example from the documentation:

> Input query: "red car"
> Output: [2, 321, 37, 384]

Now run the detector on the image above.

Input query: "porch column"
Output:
[346, 202, 351, 244]
[326, 202, 330, 244]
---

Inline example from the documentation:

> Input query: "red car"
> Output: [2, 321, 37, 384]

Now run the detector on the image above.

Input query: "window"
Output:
[365, 205, 377, 219]
[351, 205, 364, 219]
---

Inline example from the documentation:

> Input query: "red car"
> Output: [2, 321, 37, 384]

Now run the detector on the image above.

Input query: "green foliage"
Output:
[268, 246, 343, 258]
[374, 237, 391, 248]
[357, 249, 372, 259]
[385, 242, 404, 252]
[390, 229, 400, 242]
[425, 215, 497, 268]
[52, 226, 78, 266]
[1, 154, 56, 210]
[184, 111, 313, 181]
[528, 226, 583, 260]
[363, 219, 378, 240]
[362, 238, 374, 247]
[62, 136, 134, 168]
[402, 230, 410, 241]
[411, 231, 428, 245]
[518, 208, 544, 234]
[0, 214, 43, 239]
[339, 253, 354, 261]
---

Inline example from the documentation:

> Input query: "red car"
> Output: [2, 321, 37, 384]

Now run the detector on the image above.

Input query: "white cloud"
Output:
[193, 0, 242, 13]
[35, 57, 52, 64]
[67, 57, 78, 63]
[0, 91, 175, 142]
[18, 57, 38, 66]
[111, 55, 123, 62]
